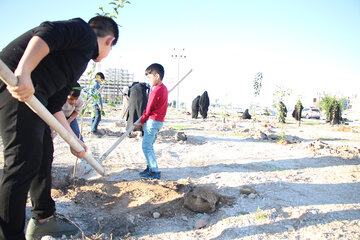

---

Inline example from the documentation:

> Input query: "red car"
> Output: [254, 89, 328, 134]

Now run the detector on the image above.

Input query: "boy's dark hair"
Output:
[145, 63, 165, 80]
[88, 16, 119, 46]
[70, 82, 81, 97]
[95, 72, 105, 80]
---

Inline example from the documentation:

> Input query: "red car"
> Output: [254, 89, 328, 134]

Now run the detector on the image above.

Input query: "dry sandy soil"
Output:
[0, 107, 360, 240]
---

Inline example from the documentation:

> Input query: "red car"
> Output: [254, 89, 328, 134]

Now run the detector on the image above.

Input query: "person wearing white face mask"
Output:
[134, 63, 168, 180]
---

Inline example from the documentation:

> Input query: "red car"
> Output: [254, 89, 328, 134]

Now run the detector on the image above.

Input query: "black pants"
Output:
[0, 88, 55, 240]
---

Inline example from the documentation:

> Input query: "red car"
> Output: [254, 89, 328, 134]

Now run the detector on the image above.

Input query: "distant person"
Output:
[126, 82, 150, 136]
[62, 82, 85, 141]
[199, 91, 210, 119]
[134, 63, 168, 180]
[191, 95, 200, 119]
[242, 109, 252, 119]
[0, 15, 118, 239]
[329, 100, 341, 125]
[90, 72, 104, 136]
[278, 101, 287, 123]
[292, 103, 303, 121]
[119, 86, 129, 120]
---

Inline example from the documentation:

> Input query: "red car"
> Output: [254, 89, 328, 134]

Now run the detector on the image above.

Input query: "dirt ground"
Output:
[0, 107, 360, 240]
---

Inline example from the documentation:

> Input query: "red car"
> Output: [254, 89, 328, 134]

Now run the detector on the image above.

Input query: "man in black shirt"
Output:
[0, 16, 118, 240]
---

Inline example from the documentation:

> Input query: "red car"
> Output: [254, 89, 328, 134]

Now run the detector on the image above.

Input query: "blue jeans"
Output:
[142, 119, 163, 172]
[91, 105, 101, 133]
[69, 118, 83, 142]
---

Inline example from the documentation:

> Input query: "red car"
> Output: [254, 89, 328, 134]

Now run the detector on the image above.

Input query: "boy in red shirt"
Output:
[134, 63, 168, 179]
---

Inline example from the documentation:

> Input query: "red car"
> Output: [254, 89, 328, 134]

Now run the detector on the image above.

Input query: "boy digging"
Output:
[0, 16, 118, 239]
[62, 82, 85, 142]
[134, 63, 168, 180]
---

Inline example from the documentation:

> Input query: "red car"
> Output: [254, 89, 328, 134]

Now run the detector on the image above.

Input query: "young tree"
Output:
[253, 72, 263, 97]
[251, 72, 263, 117]
[273, 85, 291, 123]
[73, 0, 130, 179]
[98, 0, 131, 22]
[318, 93, 345, 123]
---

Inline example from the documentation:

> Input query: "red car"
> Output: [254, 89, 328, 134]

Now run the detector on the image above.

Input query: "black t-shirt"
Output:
[0, 18, 98, 113]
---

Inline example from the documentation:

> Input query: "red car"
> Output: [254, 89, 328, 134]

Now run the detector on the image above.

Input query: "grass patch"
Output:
[255, 207, 270, 221]
[170, 125, 188, 130]
[216, 113, 231, 118]
[260, 163, 282, 172]
[229, 132, 247, 137]
[317, 136, 343, 141]
[286, 118, 322, 125]
[301, 119, 322, 125]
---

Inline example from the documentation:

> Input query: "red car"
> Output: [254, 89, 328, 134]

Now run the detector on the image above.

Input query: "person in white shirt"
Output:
[62, 82, 85, 141]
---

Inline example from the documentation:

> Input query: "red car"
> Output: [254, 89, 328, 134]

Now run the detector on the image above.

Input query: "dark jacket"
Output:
[242, 109, 252, 119]
[199, 91, 210, 119]
[191, 95, 200, 119]
[126, 82, 150, 131]
[292, 104, 303, 121]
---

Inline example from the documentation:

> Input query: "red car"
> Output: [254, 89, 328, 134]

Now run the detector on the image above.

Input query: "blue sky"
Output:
[0, 0, 359, 108]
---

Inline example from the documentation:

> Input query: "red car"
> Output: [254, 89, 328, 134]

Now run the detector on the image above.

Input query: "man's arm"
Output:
[7, 36, 50, 102]
[53, 111, 87, 158]
[67, 111, 79, 124]
[68, 97, 84, 123]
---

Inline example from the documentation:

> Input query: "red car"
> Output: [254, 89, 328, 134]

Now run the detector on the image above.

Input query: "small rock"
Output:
[126, 214, 135, 224]
[184, 186, 220, 213]
[268, 134, 280, 140]
[194, 219, 208, 229]
[260, 131, 268, 140]
[248, 193, 256, 199]
[175, 132, 187, 141]
[181, 215, 188, 221]
[41, 236, 57, 240]
[239, 185, 257, 195]
[285, 225, 295, 231]
[153, 212, 161, 219]
[186, 177, 192, 184]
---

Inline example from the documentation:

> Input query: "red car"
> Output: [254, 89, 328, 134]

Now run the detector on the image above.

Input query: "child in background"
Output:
[134, 63, 168, 180]
[62, 82, 84, 141]
[91, 72, 104, 136]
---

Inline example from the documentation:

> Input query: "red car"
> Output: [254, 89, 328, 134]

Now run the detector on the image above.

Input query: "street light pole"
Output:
[171, 48, 186, 109]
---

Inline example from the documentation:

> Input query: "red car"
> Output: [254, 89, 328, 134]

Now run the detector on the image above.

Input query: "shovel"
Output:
[0, 59, 108, 176]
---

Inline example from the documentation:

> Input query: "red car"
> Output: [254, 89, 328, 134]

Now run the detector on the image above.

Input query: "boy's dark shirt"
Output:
[0, 18, 98, 114]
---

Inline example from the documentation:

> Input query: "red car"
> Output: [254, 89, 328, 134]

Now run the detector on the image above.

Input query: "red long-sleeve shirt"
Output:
[140, 83, 168, 124]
